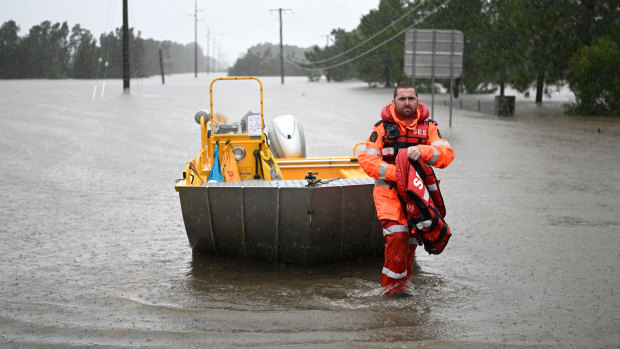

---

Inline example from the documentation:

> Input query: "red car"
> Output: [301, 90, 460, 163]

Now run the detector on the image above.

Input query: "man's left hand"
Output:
[407, 146, 421, 162]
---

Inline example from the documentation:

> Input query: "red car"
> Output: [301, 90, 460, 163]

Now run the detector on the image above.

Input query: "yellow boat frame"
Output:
[177, 76, 369, 187]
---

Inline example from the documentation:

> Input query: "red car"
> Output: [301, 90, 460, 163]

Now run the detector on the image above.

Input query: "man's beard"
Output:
[397, 105, 416, 117]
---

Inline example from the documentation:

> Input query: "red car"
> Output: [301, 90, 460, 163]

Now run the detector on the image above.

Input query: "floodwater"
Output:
[1, 75, 619, 348]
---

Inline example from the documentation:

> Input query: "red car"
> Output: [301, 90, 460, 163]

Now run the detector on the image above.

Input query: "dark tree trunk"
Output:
[384, 65, 391, 88]
[535, 70, 544, 104]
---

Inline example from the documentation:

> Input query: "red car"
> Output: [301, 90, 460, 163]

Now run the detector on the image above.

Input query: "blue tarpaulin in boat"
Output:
[207, 141, 223, 182]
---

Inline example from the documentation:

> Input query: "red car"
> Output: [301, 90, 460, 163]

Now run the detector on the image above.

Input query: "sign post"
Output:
[404, 29, 464, 127]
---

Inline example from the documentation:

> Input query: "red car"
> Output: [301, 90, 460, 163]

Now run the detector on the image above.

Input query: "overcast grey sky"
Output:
[1, 0, 380, 66]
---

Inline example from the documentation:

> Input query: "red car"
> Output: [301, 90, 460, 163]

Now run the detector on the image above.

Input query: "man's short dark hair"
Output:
[393, 83, 418, 98]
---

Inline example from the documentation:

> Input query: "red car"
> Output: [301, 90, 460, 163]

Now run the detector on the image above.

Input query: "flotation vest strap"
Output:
[377, 120, 430, 164]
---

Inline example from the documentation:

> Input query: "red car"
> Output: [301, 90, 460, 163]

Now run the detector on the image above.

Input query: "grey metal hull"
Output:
[177, 178, 384, 265]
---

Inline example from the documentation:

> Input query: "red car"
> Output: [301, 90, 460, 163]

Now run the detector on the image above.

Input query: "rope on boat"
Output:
[187, 161, 205, 184]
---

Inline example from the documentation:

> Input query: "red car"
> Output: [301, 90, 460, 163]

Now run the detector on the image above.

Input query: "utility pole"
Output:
[193, 0, 203, 78]
[122, 0, 130, 93]
[321, 34, 332, 47]
[213, 37, 217, 72]
[270, 8, 291, 84]
[206, 27, 210, 74]
[159, 48, 165, 85]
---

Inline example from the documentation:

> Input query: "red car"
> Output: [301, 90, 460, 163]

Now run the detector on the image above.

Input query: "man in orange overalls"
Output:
[358, 83, 454, 296]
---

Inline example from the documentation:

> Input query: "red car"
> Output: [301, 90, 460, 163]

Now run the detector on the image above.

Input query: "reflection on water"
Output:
[187, 252, 452, 343]
[188, 252, 444, 311]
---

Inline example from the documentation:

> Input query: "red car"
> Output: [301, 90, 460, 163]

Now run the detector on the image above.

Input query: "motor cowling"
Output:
[267, 114, 306, 158]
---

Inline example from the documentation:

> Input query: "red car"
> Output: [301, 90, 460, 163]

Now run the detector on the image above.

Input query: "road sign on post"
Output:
[404, 29, 464, 126]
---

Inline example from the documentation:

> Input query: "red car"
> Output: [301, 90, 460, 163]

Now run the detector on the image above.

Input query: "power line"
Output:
[287, 1, 424, 65]
[285, 0, 453, 72]
[293, 0, 355, 23]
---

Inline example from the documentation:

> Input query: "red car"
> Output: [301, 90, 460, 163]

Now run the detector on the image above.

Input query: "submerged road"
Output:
[0, 75, 619, 348]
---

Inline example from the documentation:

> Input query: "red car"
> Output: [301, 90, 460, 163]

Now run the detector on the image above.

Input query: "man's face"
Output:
[393, 88, 418, 117]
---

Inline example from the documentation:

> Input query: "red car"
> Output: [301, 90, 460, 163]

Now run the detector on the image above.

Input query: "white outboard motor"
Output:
[267, 114, 306, 158]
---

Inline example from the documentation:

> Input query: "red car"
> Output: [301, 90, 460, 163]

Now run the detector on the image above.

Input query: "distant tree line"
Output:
[0, 20, 217, 79]
[230, 0, 619, 115]
[228, 43, 308, 76]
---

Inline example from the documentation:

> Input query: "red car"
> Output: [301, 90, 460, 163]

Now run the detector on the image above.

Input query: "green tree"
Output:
[326, 28, 359, 81]
[21, 21, 71, 78]
[1, 20, 216, 79]
[0, 20, 21, 78]
[138, 39, 162, 77]
[355, 0, 409, 87]
[506, 0, 581, 103]
[69, 24, 99, 78]
[228, 43, 306, 76]
[49, 21, 71, 78]
[165, 41, 206, 74]
[479, 1, 521, 96]
[303, 45, 330, 81]
[229, 50, 262, 76]
[98, 30, 122, 78]
[567, 37, 620, 116]
[259, 46, 279, 75]
[572, 0, 620, 47]
[131, 32, 145, 77]
[303, 28, 358, 81]
[98, 27, 146, 78]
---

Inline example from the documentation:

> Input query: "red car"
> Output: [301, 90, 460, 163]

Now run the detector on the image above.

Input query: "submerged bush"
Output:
[566, 37, 620, 116]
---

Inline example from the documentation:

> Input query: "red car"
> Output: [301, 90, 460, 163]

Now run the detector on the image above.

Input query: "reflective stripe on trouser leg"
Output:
[406, 238, 417, 284]
[380, 220, 415, 290]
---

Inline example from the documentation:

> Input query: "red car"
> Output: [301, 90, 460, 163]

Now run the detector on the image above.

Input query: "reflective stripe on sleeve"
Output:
[383, 224, 408, 237]
[365, 147, 380, 156]
[375, 179, 391, 188]
[382, 267, 407, 280]
[379, 163, 388, 180]
[431, 140, 451, 147]
[428, 147, 439, 165]
[427, 183, 438, 191]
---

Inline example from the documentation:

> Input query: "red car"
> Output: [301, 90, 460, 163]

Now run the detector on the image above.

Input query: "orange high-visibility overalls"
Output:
[358, 102, 454, 294]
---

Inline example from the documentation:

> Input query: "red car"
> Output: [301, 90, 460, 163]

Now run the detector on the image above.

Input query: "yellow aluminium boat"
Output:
[175, 77, 382, 265]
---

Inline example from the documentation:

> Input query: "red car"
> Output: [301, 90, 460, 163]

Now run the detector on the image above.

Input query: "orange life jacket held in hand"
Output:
[394, 149, 451, 255]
